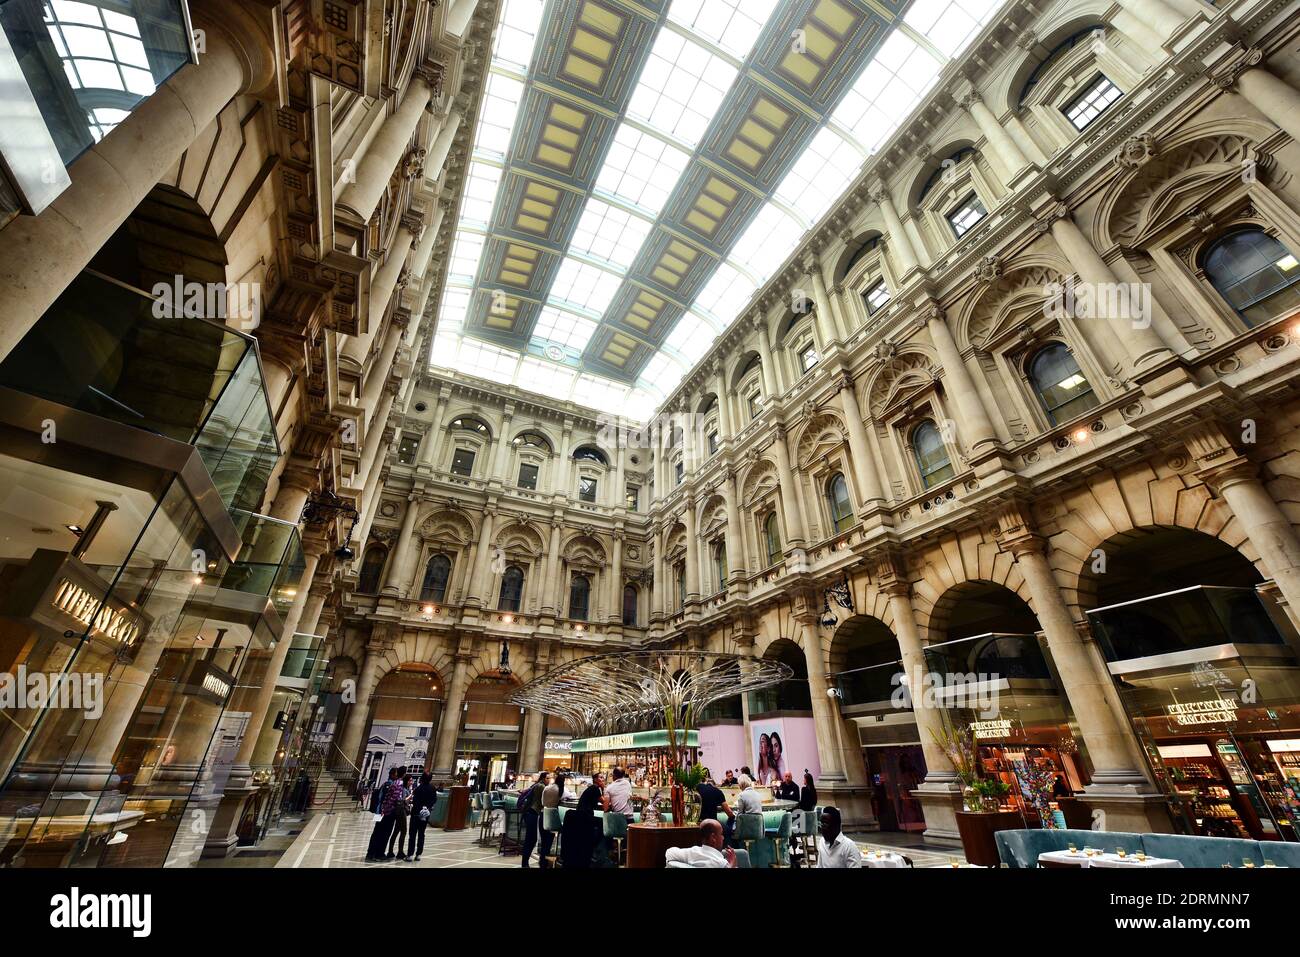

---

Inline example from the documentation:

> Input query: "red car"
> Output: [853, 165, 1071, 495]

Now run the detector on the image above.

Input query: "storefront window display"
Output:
[924, 633, 1091, 825]
[1090, 586, 1300, 841]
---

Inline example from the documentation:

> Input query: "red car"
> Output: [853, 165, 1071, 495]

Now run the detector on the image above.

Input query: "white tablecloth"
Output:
[861, 851, 908, 868]
[1039, 850, 1182, 868]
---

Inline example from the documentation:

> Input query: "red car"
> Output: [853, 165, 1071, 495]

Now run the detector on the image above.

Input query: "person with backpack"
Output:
[408, 772, 438, 862]
[365, 767, 400, 862]
[518, 772, 546, 867]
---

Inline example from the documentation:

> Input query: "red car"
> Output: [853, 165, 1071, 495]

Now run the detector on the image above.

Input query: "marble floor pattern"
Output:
[272, 807, 969, 868]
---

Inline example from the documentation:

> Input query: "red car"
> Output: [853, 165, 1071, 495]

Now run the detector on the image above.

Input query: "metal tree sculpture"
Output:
[508, 650, 793, 770]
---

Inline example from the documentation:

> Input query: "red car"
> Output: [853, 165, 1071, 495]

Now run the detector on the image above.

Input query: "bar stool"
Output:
[542, 807, 563, 868]
[770, 812, 792, 868]
[736, 812, 764, 861]
[796, 809, 818, 864]
[475, 793, 495, 845]
[603, 812, 629, 866]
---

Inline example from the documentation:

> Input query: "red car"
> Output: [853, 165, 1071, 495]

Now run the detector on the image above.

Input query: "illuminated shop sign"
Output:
[1166, 698, 1238, 726]
[569, 729, 699, 754]
[0, 549, 148, 657]
[544, 739, 572, 752]
[970, 719, 1013, 738]
[183, 660, 235, 705]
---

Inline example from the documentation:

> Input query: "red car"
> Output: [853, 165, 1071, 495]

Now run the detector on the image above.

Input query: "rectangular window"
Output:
[799, 343, 819, 373]
[578, 477, 597, 502]
[1064, 75, 1122, 130]
[517, 463, 539, 490]
[674, 461, 684, 485]
[398, 435, 420, 465]
[947, 194, 987, 237]
[451, 448, 476, 476]
[707, 430, 718, 455]
[625, 485, 639, 511]
[864, 279, 891, 315]
[747, 393, 761, 419]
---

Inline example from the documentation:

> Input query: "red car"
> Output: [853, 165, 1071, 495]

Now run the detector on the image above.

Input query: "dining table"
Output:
[1038, 849, 1182, 868]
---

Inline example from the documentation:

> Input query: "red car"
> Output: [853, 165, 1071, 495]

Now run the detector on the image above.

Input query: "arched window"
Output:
[711, 540, 728, 592]
[622, 584, 638, 626]
[912, 420, 955, 489]
[419, 554, 452, 603]
[919, 147, 976, 203]
[450, 416, 491, 437]
[357, 545, 387, 594]
[498, 565, 524, 612]
[568, 574, 590, 621]
[1029, 342, 1098, 425]
[674, 561, 686, 609]
[1203, 229, 1300, 327]
[512, 430, 552, 453]
[764, 512, 782, 566]
[826, 472, 854, 533]
[572, 446, 608, 466]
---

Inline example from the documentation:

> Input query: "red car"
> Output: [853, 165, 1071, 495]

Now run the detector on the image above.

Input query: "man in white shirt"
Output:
[605, 766, 634, 816]
[735, 778, 764, 815]
[665, 820, 737, 868]
[815, 806, 862, 868]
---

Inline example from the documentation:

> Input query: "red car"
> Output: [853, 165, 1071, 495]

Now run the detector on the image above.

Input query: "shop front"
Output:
[569, 729, 700, 789]
[1089, 584, 1300, 841]
[455, 673, 522, 789]
[923, 632, 1091, 827]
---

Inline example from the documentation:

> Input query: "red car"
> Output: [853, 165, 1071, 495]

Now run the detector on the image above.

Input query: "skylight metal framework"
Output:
[431, 0, 1009, 419]
[507, 650, 793, 737]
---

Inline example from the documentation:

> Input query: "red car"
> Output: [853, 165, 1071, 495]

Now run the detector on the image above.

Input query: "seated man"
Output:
[735, 777, 764, 816]
[666, 820, 737, 868]
[815, 806, 862, 869]
[697, 775, 735, 842]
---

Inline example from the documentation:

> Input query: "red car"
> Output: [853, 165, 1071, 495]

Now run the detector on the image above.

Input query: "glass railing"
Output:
[221, 512, 304, 615]
[923, 632, 1055, 681]
[0, 269, 280, 513]
[0, 0, 193, 166]
[833, 659, 907, 709]
[1087, 585, 1287, 662]
[280, 632, 324, 681]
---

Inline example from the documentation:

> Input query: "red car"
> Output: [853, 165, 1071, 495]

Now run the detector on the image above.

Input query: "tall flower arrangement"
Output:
[1012, 759, 1059, 828]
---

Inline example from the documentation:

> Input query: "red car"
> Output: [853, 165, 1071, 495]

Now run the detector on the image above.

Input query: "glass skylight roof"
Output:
[569, 198, 654, 270]
[594, 124, 691, 216]
[667, 0, 779, 60]
[431, 0, 1010, 421]
[626, 30, 737, 149]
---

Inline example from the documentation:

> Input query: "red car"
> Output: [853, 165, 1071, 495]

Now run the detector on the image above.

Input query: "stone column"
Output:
[381, 493, 421, 597]
[871, 183, 920, 278]
[926, 302, 999, 455]
[353, 432, 399, 549]
[541, 519, 563, 616]
[0, 1, 275, 360]
[426, 104, 465, 180]
[1190, 424, 1300, 616]
[338, 75, 435, 223]
[712, 364, 732, 440]
[344, 224, 416, 365]
[754, 316, 780, 399]
[612, 429, 626, 508]
[465, 505, 497, 607]
[834, 373, 886, 510]
[961, 91, 1033, 181]
[249, 589, 328, 766]
[772, 424, 806, 546]
[431, 653, 473, 775]
[445, 0, 481, 38]
[1042, 202, 1172, 373]
[805, 256, 841, 348]
[229, 543, 324, 779]
[333, 635, 390, 770]
[651, 523, 666, 622]
[802, 636, 846, 783]
[1116, 0, 1187, 41]
[607, 530, 623, 624]
[418, 389, 452, 468]
[1222, 52, 1300, 146]
[682, 496, 701, 603]
[556, 419, 575, 498]
[723, 468, 747, 588]
[410, 202, 450, 328]
[487, 405, 513, 483]
[997, 507, 1157, 817]
[519, 708, 545, 775]
[360, 319, 406, 418]
[354, 384, 397, 489]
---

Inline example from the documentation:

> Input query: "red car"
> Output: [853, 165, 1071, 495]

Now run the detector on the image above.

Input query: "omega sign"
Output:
[1166, 698, 1238, 726]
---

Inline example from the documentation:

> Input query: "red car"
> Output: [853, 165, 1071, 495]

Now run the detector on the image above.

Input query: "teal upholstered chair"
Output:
[794, 810, 818, 864]
[665, 848, 752, 868]
[542, 807, 563, 866]
[1259, 841, 1300, 868]
[735, 812, 764, 858]
[1142, 834, 1265, 869]
[768, 812, 792, 868]
[429, 791, 450, 828]
[603, 812, 629, 866]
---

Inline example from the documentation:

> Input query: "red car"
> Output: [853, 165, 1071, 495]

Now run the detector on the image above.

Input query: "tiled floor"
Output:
[270, 807, 969, 868]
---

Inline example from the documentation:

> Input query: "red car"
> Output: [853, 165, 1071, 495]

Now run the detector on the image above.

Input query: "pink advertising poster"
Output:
[751, 717, 821, 786]
[697, 722, 746, 778]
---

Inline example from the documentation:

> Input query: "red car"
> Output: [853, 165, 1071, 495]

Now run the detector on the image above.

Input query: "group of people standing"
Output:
[365, 767, 439, 862]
